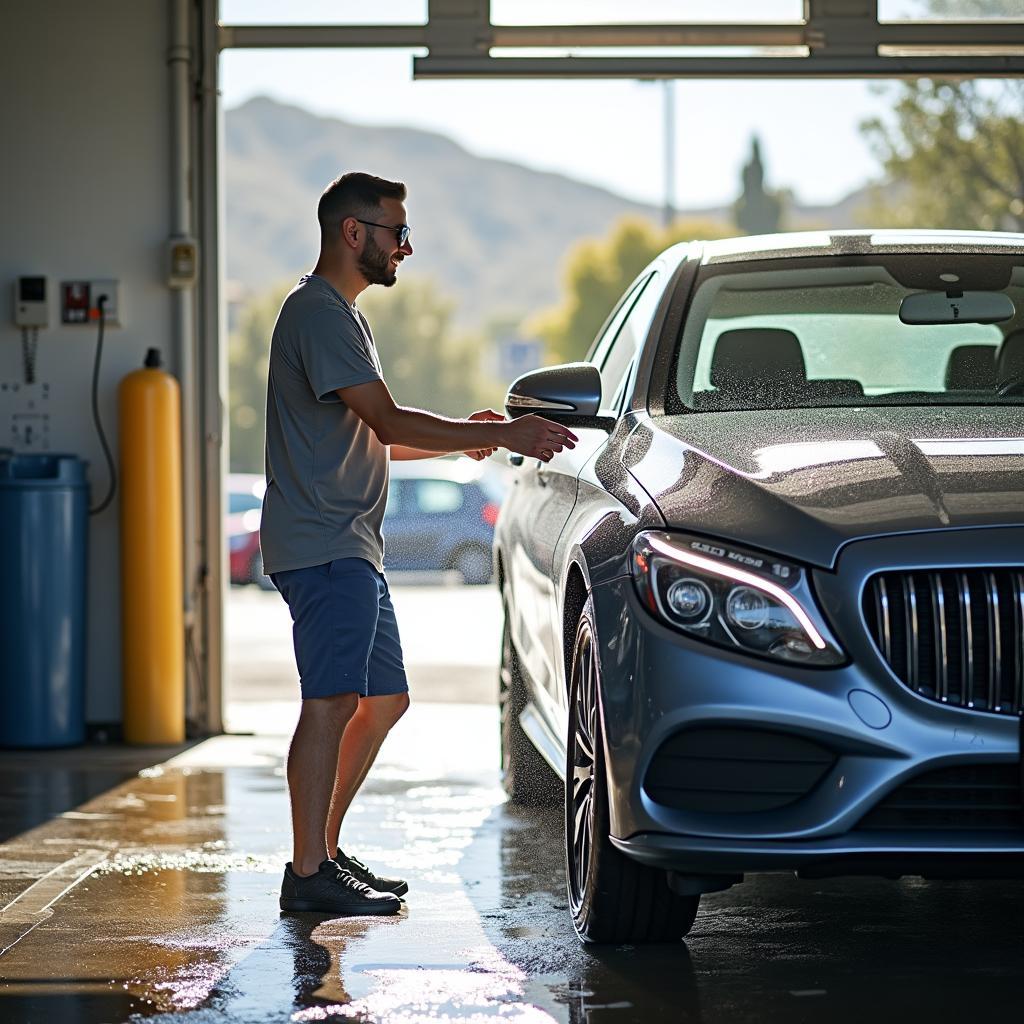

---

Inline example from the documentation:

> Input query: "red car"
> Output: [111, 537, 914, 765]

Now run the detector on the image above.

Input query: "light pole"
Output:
[663, 79, 676, 228]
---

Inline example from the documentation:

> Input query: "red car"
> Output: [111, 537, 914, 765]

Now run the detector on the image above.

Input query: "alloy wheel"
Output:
[567, 621, 598, 913]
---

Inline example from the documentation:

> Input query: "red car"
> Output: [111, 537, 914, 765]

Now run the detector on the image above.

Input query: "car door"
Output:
[505, 272, 658, 726]
[382, 478, 416, 570]
[545, 267, 667, 716]
[407, 476, 466, 570]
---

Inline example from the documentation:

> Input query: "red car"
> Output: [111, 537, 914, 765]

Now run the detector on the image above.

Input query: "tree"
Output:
[860, 1, 1024, 231]
[357, 276, 498, 417]
[733, 136, 783, 236]
[531, 216, 731, 364]
[228, 283, 288, 473]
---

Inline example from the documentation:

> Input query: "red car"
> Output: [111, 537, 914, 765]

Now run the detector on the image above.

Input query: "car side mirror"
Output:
[505, 362, 615, 429]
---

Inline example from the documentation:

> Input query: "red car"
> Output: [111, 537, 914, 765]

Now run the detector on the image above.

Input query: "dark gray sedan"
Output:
[494, 230, 1024, 944]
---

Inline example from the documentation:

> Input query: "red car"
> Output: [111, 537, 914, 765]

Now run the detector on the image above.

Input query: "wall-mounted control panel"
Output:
[13, 277, 48, 327]
[61, 279, 121, 326]
[1, 380, 51, 450]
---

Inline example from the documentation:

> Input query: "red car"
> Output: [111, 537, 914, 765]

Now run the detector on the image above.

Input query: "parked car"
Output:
[385, 459, 505, 583]
[226, 473, 272, 589]
[494, 230, 1024, 945]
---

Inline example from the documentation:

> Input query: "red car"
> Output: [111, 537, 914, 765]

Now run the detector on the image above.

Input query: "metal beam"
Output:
[219, 22, 1024, 52]
[219, 24, 429, 49]
[412, 54, 1024, 79]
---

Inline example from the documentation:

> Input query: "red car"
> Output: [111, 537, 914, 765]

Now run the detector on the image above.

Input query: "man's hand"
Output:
[500, 414, 578, 462]
[465, 409, 504, 461]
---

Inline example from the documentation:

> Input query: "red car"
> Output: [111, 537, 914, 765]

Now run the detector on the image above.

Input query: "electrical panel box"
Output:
[61, 279, 121, 326]
[168, 237, 199, 289]
[13, 277, 48, 327]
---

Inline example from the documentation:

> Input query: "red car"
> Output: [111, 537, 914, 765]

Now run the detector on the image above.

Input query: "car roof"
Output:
[696, 229, 1024, 266]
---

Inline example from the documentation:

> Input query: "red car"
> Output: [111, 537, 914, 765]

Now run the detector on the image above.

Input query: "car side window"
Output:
[599, 271, 663, 415]
[588, 273, 653, 371]
[414, 479, 465, 515]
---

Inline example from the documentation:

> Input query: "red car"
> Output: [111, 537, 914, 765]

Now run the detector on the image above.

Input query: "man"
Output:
[262, 172, 578, 915]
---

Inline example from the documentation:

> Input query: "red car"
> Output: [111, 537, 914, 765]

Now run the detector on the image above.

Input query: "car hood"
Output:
[624, 405, 1024, 568]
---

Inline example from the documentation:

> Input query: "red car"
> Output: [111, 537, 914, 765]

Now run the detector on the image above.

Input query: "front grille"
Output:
[644, 727, 835, 814]
[856, 764, 1023, 831]
[863, 569, 1024, 717]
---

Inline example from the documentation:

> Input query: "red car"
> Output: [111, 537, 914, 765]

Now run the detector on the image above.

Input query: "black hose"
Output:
[89, 296, 117, 516]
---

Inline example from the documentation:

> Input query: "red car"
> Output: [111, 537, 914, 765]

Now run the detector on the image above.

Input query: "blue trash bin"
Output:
[0, 451, 89, 747]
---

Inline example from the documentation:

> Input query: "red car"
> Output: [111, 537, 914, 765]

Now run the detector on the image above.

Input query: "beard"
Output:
[357, 230, 399, 287]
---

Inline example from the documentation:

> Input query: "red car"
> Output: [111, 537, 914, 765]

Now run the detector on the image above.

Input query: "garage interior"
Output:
[1, 1, 1023, 1020]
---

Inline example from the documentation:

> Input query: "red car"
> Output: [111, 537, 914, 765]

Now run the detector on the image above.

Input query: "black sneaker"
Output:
[334, 849, 409, 897]
[280, 859, 401, 915]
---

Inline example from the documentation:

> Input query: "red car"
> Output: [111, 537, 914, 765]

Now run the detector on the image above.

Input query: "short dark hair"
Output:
[317, 172, 407, 240]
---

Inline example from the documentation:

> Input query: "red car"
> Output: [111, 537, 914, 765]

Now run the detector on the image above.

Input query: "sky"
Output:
[217, 0, 950, 211]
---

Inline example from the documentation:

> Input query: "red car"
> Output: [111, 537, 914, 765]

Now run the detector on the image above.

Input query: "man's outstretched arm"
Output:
[337, 380, 577, 461]
[390, 409, 504, 461]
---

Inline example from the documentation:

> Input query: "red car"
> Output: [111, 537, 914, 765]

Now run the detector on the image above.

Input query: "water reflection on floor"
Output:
[1, 702, 1023, 1023]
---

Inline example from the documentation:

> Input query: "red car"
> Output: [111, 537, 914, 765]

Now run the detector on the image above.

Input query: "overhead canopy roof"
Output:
[219, 0, 1024, 78]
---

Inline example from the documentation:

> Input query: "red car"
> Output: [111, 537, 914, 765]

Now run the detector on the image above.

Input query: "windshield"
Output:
[672, 261, 1024, 411]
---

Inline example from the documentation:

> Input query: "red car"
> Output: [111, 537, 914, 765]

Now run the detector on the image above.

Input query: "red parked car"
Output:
[226, 473, 273, 589]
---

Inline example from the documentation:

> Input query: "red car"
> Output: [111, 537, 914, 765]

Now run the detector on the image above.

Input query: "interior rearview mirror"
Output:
[899, 290, 1015, 326]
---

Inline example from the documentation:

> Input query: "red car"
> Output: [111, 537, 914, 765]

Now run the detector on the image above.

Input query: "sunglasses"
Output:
[356, 219, 411, 247]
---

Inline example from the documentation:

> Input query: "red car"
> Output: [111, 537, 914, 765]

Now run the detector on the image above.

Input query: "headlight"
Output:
[631, 532, 845, 667]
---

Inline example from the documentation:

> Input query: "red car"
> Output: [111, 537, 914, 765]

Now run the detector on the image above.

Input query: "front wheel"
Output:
[566, 600, 700, 944]
[451, 544, 493, 585]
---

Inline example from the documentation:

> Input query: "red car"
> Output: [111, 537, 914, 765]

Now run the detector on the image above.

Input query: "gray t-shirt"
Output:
[261, 274, 388, 574]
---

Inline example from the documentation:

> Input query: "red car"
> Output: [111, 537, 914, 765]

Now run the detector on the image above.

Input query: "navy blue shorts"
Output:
[270, 557, 409, 700]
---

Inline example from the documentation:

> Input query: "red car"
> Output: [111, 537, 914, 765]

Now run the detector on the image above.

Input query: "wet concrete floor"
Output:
[2, 699, 1023, 1024]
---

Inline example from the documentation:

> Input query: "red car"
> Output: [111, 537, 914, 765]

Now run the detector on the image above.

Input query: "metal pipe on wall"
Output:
[169, 0, 202, 730]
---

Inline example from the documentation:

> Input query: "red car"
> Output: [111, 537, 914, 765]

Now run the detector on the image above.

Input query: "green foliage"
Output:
[357, 276, 500, 417]
[862, 0, 1024, 236]
[532, 216, 731, 364]
[227, 276, 498, 472]
[228, 283, 289, 473]
[862, 80, 1024, 232]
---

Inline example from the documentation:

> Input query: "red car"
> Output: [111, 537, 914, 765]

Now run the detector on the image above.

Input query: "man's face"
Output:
[357, 198, 413, 288]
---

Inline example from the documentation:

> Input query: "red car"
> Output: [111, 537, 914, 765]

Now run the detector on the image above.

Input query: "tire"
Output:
[499, 601, 562, 806]
[565, 600, 700, 944]
[451, 544, 493, 585]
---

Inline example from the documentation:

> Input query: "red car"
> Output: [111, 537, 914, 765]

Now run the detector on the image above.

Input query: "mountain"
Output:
[225, 97, 661, 324]
[224, 97, 873, 325]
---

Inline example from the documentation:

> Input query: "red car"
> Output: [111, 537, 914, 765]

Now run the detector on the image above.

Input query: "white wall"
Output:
[0, 2, 178, 723]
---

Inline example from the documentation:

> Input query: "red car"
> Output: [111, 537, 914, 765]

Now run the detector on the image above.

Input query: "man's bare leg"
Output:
[326, 692, 410, 857]
[288, 692, 359, 876]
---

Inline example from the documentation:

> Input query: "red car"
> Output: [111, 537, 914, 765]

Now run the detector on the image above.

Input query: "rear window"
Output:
[671, 261, 1024, 411]
[414, 479, 465, 514]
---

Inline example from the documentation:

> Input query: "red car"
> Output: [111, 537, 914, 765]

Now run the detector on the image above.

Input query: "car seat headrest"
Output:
[944, 344, 996, 390]
[710, 328, 807, 392]
[996, 328, 1024, 383]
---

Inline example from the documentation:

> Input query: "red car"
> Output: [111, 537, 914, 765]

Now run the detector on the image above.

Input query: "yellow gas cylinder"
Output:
[118, 347, 185, 744]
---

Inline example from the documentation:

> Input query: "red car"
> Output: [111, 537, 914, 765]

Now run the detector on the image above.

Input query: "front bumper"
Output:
[589, 537, 1024, 872]
[612, 832, 1024, 878]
